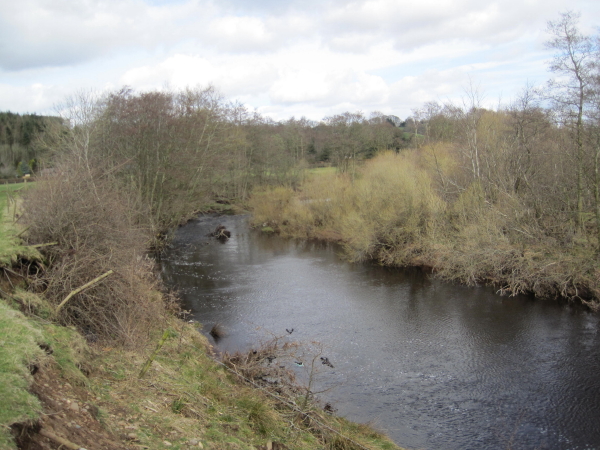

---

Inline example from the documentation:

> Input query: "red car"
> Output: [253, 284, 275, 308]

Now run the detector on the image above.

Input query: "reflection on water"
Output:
[161, 215, 600, 450]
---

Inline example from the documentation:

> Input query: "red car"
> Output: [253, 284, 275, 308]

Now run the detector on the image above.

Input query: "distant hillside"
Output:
[0, 112, 62, 178]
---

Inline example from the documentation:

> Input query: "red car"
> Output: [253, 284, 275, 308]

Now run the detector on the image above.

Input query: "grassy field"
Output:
[0, 182, 37, 267]
[0, 296, 402, 450]
[0, 183, 24, 221]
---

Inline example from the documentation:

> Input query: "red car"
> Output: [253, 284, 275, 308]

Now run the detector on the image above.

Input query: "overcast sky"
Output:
[1, 0, 598, 121]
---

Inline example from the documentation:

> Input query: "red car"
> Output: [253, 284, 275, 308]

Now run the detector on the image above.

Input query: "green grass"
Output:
[0, 293, 402, 450]
[308, 166, 337, 175]
[0, 182, 39, 267]
[85, 321, 402, 450]
[0, 297, 94, 450]
[0, 177, 402, 450]
[0, 182, 34, 201]
[0, 301, 45, 449]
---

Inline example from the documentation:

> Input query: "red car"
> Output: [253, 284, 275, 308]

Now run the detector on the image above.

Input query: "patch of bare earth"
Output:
[13, 366, 132, 450]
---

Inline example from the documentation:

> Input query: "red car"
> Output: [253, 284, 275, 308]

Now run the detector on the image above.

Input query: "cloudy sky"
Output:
[1, 0, 598, 121]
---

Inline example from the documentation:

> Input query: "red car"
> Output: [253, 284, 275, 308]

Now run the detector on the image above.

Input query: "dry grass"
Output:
[1, 295, 403, 450]
[81, 321, 401, 450]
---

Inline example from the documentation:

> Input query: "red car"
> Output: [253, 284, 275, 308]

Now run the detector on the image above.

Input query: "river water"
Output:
[160, 214, 600, 450]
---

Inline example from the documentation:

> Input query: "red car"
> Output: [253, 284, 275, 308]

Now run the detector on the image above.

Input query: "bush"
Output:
[249, 150, 600, 307]
[22, 160, 170, 346]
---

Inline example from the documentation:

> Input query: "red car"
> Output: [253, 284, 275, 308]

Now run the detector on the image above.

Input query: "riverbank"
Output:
[249, 151, 600, 310]
[2, 298, 402, 450]
[0, 182, 402, 450]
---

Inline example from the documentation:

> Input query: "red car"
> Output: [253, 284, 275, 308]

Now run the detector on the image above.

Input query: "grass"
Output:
[0, 295, 95, 450]
[308, 166, 338, 175]
[0, 182, 39, 267]
[0, 176, 401, 450]
[0, 301, 45, 449]
[0, 293, 403, 450]
[89, 321, 401, 450]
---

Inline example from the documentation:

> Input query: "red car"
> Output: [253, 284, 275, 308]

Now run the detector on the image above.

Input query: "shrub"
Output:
[22, 160, 169, 346]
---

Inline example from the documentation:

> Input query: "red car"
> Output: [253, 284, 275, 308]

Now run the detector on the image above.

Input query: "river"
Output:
[160, 214, 600, 450]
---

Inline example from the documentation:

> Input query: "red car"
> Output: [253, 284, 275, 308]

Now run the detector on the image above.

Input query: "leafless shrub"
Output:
[21, 158, 171, 346]
[223, 334, 343, 418]
[223, 337, 303, 400]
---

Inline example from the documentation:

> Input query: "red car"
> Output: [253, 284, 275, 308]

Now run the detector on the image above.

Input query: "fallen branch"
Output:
[39, 428, 84, 450]
[55, 270, 114, 313]
[27, 242, 58, 248]
[15, 225, 31, 238]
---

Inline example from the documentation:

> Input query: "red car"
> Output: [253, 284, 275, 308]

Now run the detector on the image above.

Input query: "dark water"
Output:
[160, 215, 600, 450]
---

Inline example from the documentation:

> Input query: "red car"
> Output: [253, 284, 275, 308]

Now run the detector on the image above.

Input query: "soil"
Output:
[13, 366, 135, 450]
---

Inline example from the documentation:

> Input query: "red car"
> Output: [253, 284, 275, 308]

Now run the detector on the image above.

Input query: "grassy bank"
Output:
[249, 151, 600, 309]
[0, 298, 401, 450]
[0, 178, 401, 450]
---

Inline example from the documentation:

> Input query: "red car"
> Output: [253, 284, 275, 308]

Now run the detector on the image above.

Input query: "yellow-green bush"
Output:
[248, 149, 600, 307]
[249, 186, 296, 230]
[335, 152, 444, 264]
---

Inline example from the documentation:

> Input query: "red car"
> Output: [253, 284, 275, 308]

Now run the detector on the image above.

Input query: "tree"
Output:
[586, 36, 600, 254]
[545, 11, 597, 232]
[322, 111, 367, 175]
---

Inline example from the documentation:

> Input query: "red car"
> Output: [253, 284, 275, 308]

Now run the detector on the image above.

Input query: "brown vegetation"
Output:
[21, 157, 171, 345]
[4, 10, 599, 450]
[250, 146, 600, 308]
[210, 225, 232, 241]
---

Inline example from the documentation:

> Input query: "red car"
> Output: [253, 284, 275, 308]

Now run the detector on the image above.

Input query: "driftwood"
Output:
[55, 270, 114, 313]
[210, 225, 231, 241]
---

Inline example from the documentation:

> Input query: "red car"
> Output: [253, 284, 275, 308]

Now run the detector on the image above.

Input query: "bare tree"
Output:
[546, 11, 596, 232]
[586, 37, 600, 254]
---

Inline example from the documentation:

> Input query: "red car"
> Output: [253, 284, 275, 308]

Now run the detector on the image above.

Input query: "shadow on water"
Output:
[161, 214, 600, 450]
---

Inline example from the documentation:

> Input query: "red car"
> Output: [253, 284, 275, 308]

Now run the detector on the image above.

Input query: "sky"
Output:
[1, 0, 599, 122]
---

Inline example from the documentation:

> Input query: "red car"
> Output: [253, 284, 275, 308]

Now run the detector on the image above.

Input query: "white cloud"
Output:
[0, 82, 67, 113]
[0, 0, 214, 70]
[208, 16, 275, 52]
[0, 0, 598, 120]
